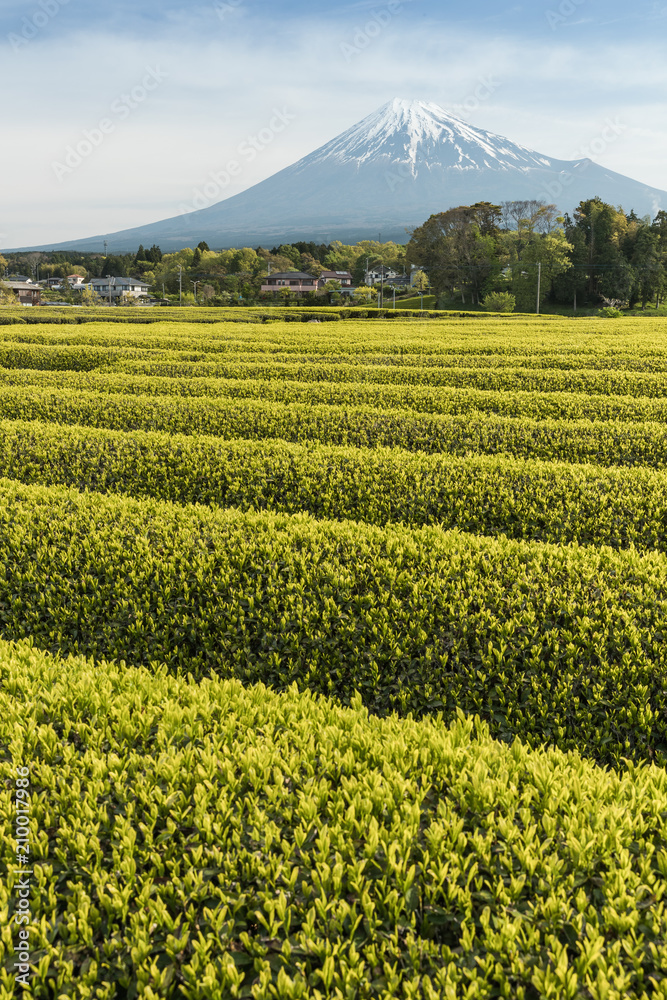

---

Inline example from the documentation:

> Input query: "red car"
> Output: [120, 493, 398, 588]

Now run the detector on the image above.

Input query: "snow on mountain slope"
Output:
[12, 98, 666, 252]
[302, 98, 555, 173]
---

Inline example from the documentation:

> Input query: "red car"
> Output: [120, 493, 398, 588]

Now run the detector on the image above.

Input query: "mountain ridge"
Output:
[8, 98, 666, 252]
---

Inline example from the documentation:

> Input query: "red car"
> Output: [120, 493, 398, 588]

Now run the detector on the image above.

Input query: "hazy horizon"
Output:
[2, 0, 666, 248]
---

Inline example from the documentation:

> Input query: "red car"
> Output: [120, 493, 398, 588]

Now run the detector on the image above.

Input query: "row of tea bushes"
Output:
[5, 419, 667, 549]
[6, 367, 667, 423]
[0, 479, 665, 765]
[3, 390, 667, 467]
[106, 355, 667, 397]
[0, 343, 220, 372]
[2, 639, 667, 998]
[5, 313, 667, 345]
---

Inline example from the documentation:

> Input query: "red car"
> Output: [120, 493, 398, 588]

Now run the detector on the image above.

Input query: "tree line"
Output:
[2, 239, 411, 305]
[405, 197, 667, 311]
[4, 194, 666, 311]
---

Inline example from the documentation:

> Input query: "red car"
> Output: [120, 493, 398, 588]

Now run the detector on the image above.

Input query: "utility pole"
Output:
[192, 280, 199, 304]
[178, 266, 183, 306]
[380, 267, 384, 308]
[108, 276, 112, 307]
[536, 262, 541, 315]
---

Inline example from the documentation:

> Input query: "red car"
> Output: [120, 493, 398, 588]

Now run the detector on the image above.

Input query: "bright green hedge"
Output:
[5, 316, 667, 354]
[6, 368, 667, 423]
[0, 306, 341, 325]
[0, 304, 465, 325]
[5, 420, 667, 550]
[4, 390, 667, 468]
[0, 342, 213, 371]
[2, 639, 667, 998]
[106, 355, 667, 397]
[0, 480, 666, 765]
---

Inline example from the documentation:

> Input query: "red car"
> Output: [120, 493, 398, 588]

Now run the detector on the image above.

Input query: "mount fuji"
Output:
[16, 98, 667, 251]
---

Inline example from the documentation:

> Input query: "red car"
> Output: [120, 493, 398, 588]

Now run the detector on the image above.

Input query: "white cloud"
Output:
[3, 12, 667, 246]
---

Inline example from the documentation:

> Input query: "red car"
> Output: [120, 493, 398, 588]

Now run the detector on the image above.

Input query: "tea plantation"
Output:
[2, 311, 667, 999]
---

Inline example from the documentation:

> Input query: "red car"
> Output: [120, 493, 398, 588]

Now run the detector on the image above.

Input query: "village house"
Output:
[260, 271, 320, 295]
[3, 280, 41, 306]
[89, 276, 150, 300]
[365, 264, 400, 284]
[261, 269, 357, 297]
[364, 264, 415, 288]
[318, 270, 353, 289]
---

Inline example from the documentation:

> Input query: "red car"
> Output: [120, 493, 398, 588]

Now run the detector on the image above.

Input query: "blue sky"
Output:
[2, 0, 666, 247]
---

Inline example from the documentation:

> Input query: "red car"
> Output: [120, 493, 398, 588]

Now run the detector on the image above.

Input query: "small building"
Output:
[3, 281, 41, 306]
[67, 274, 85, 286]
[90, 276, 150, 300]
[365, 264, 401, 284]
[260, 271, 320, 295]
[318, 270, 353, 288]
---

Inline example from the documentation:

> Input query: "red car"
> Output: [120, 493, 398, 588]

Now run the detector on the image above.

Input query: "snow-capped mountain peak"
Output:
[15, 98, 666, 252]
[302, 98, 554, 174]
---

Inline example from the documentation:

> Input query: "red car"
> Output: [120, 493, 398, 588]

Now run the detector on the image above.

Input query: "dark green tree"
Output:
[551, 219, 589, 308]
[406, 205, 501, 304]
[568, 198, 634, 302]
[631, 228, 664, 308]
